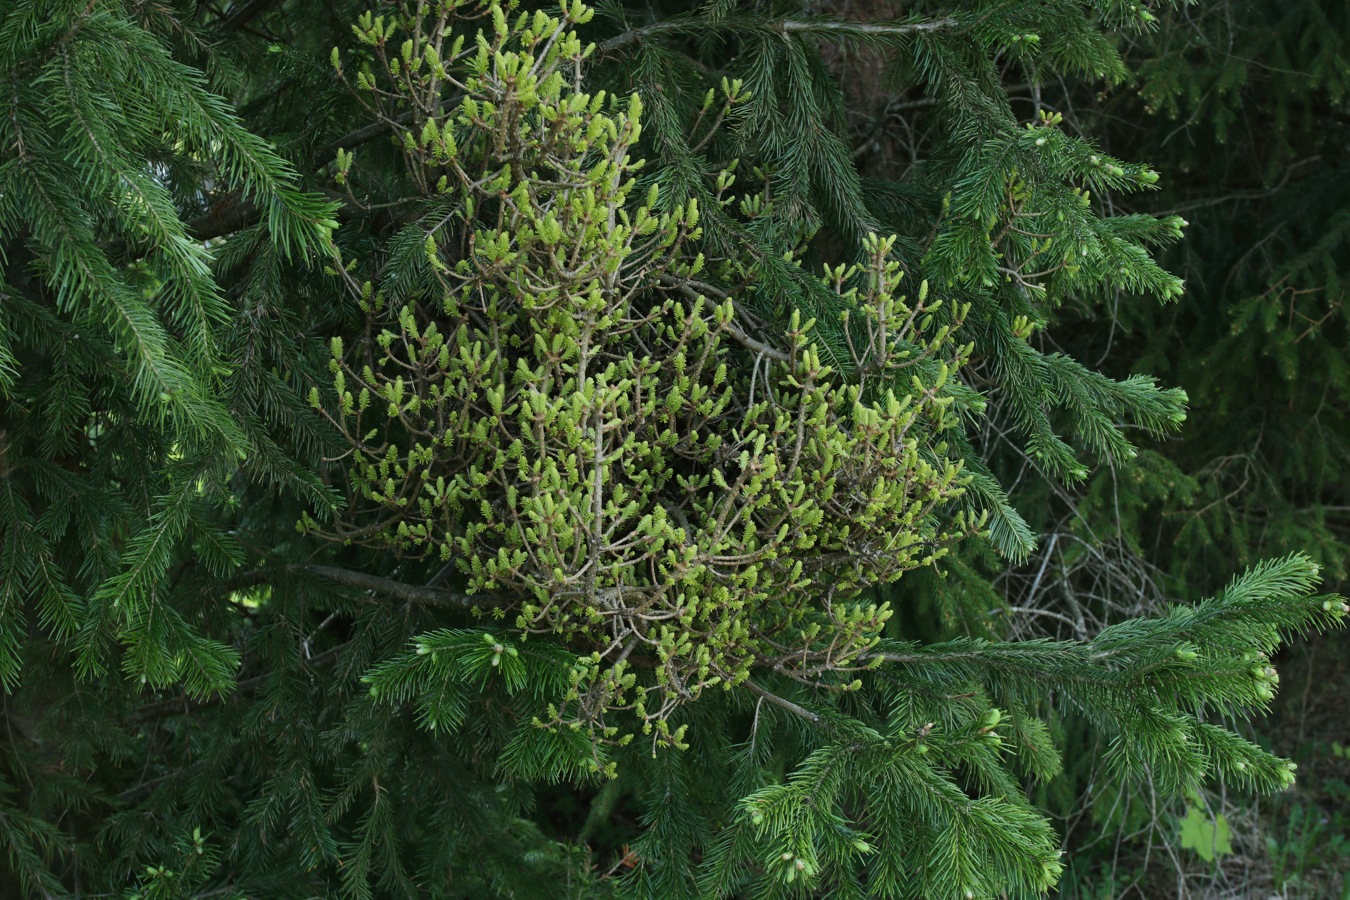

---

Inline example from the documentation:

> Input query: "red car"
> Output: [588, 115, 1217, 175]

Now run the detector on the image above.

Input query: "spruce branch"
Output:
[232, 564, 497, 609]
[599, 16, 958, 53]
[777, 17, 957, 37]
[302, 564, 489, 608]
[127, 645, 349, 726]
[180, 104, 461, 242]
[215, 0, 286, 35]
[743, 680, 821, 723]
[10, 0, 97, 80]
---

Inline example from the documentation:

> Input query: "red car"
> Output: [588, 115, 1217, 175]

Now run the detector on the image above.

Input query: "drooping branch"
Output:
[11, 0, 96, 79]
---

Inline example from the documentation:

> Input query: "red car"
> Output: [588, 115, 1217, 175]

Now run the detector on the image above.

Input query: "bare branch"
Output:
[722, 319, 791, 363]
[601, 16, 956, 53]
[298, 564, 497, 608]
[778, 18, 957, 38]
[744, 680, 821, 723]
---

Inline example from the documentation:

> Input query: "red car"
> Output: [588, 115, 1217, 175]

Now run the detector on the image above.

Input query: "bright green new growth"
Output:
[311, 0, 978, 750]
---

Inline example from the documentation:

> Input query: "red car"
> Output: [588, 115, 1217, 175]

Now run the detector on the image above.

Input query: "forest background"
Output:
[1, 0, 1349, 896]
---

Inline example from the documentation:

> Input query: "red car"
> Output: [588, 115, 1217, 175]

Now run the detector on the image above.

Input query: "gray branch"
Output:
[601, 16, 957, 52]
[299, 564, 497, 608]
[744, 680, 821, 723]
[659, 275, 792, 362]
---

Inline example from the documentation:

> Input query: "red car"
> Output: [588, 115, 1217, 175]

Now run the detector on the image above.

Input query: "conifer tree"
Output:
[1064, 0, 1350, 596]
[977, 1, 1350, 885]
[0, 0, 1344, 897]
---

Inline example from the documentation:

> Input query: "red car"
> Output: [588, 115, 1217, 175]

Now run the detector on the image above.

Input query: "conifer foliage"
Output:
[0, 0, 1344, 896]
[1067, 0, 1350, 596]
